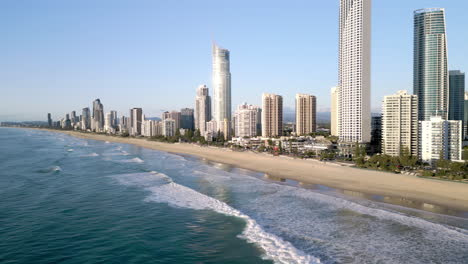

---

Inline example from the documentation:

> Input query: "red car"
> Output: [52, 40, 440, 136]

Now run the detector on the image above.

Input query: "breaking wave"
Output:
[112, 172, 321, 264]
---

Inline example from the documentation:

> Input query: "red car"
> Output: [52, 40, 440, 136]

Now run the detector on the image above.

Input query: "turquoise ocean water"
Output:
[0, 127, 467, 264]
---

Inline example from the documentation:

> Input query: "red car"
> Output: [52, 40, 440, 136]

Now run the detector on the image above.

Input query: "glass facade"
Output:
[448, 70, 465, 123]
[212, 44, 232, 123]
[413, 8, 449, 121]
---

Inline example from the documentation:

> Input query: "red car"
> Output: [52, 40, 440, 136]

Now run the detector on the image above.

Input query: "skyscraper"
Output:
[212, 43, 231, 123]
[234, 103, 260, 138]
[70, 111, 77, 126]
[119, 115, 130, 133]
[370, 115, 382, 154]
[130, 108, 142, 136]
[339, 0, 372, 143]
[92, 99, 104, 132]
[295, 94, 317, 136]
[169, 111, 181, 131]
[330, 87, 340, 136]
[382, 91, 419, 157]
[47, 113, 52, 127]
[104, 111, 118, 133]
[162, 118, 176, 137]
[194, 85, 212, 134]
[414, 8, 449, 121]
[110, 110, 118, 129]
[449, 70, 465, 123]
[81, 107, 91, 130]
[104, 113, 112, 133]
[262, 93, 283, 137]
[180, 108, 195, 130]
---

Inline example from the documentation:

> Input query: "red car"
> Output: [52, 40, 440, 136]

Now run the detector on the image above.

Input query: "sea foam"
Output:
[121, 157, 144, 163]
[113, 172, 321, 264]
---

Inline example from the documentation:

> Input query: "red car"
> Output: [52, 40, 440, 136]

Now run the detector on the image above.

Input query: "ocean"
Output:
[1, 127, 467, 264]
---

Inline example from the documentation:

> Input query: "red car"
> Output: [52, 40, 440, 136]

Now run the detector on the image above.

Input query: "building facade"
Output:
[169, 111, 181, 131]
[92, 99, 104, 132]
[370, 115, 382, 154]
[110, 110, 118, 129]
[419, 116, 462, 163]
[104, 113, 114, 134]
[382, 91, 419, 157]
[212, 43, 231, 123]
[162, 118, 176, 137]
[205, 120, 218, 140]
[81, 107, 91, 130]
[234, 103, 260, 138]
[130, 108, 143, 136]
[142, 119, 162, 137]
[339, 0, 371, 143]
[180, 108, 195, 130]
[330, 86, 339, 136]
[194, 85, 212, 134]
[295, 94, 317, 136]
[119, 115, 130, 134]
[47, 113, 52, 127]
[262, 93, 283, 137]
[414, 8, 449, 121]
[449, 70, 465, 128]
[70, 111, 77, 127]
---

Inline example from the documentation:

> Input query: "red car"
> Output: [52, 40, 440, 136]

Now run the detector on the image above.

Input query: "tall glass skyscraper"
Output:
[448, 70, 465, 122]
[212, 43, 231, 123]
[82, 107, 91, 130]
[338, 0, 372, 143]
[92, 99, 104, 132]
[413, 8, 449, 121]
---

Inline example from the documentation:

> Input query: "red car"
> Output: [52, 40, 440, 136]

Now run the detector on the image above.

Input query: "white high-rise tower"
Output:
[339, 0, 371, 143]
[330, 87, 340, 136]
[212, 43, 232, 123]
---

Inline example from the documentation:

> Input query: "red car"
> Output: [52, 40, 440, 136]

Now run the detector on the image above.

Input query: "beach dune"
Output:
[51, 130, 468, 211]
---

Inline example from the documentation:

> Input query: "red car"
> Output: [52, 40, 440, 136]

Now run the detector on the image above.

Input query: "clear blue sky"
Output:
[1, 0, 467, 121]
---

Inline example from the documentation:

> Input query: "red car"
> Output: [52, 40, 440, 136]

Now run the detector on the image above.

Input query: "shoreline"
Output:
[25, 128, 468, 211]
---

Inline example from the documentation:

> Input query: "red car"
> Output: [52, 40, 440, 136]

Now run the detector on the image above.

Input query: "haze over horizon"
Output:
[1, 0, 467, 121]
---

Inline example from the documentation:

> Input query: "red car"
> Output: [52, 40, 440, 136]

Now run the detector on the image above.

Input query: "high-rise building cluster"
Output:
[47, 2, 465, 164]
[330, 4, 465, 163]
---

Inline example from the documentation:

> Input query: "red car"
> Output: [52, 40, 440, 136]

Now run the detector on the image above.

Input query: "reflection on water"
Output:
[299, 183, 468, 218]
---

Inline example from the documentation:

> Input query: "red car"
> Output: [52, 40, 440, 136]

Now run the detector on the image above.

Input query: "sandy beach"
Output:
[39, 129, 468, 211]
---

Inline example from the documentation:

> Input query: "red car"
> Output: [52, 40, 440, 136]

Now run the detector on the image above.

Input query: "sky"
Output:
[1, 0, 467, 121]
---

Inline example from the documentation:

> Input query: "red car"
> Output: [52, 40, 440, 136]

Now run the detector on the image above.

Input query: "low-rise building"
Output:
[419, 116, 462, 163]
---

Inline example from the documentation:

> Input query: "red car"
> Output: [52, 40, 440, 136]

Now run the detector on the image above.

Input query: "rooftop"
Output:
[414, 8, 445, 14]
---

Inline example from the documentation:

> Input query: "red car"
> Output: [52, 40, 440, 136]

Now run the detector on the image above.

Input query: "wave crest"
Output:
[113, 172, 320, 264]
